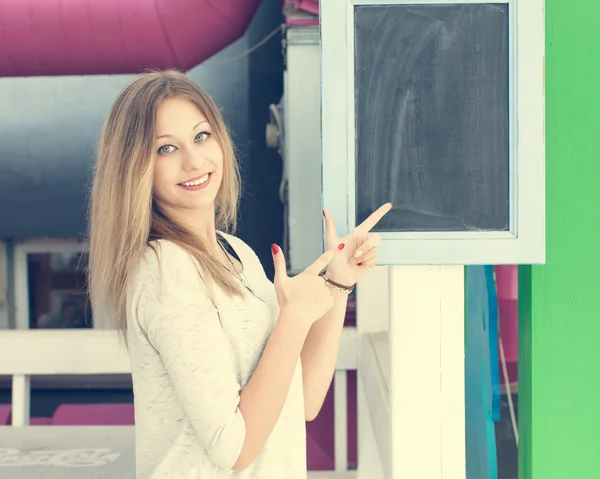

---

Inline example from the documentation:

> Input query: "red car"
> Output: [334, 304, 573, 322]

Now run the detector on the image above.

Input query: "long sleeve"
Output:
[131, 241, 246, 470]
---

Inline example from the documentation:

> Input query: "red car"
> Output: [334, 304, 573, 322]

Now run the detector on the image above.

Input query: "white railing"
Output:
[0, 330, 130, 426]
[0, 327, 358, 472]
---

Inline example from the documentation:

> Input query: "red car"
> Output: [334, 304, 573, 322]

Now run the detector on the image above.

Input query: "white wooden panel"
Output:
[0, 333, 349, 385]
[336, 326, 358, 371]
[356, 266, 389, 334]
[359, 332, 390, 479]
[440, 267, 467, 477]
[0, 330, 129, 375]
[390, 266, 441, 478]
[13, 238, 85, 253]
[0, 325, 353, 376]
[389, 266, 465, 479]
[356, 266, 389, 478]
[357, 380, 385, 479]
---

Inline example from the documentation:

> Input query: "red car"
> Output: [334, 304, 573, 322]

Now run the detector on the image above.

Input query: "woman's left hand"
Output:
[323, 202, 392, 288]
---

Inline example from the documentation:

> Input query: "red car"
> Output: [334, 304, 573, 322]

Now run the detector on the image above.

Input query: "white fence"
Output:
[0, 327, 359, 475]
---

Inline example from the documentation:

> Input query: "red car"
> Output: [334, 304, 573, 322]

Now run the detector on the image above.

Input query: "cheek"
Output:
[206, 140, 224, 168]
[152, 162, 173, 198]
[212, 149, 225, 178]
[214, 159, 225, 188]
[152, 167, 163, 192]
[154, 158, 176, 184]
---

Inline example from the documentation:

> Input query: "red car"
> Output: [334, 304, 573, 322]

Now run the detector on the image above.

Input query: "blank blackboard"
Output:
[354, 4, 509, 232]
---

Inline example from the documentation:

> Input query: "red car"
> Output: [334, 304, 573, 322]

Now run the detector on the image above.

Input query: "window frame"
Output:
[13, 239, 95, 330]
[0, 241, 8, 328]
[320, 0, 545, 265]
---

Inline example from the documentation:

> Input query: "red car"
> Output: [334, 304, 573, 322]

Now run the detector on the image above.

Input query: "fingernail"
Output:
[354, 249, 363, 258]
[338, 243, 345, 251]
[272, 244, 279, 255]
[322, 210, 326, 218]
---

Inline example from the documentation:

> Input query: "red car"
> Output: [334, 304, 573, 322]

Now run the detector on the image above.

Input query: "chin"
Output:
[177, 196, 215, 211]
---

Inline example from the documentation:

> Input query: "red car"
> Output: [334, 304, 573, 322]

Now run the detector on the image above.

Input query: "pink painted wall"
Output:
[495, 265, 518, 386]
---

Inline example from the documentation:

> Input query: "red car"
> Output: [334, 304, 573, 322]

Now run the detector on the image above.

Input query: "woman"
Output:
[88, 70, 391, 478]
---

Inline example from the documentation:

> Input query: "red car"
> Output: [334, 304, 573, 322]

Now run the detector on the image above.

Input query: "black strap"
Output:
[216, 233, 241, 264]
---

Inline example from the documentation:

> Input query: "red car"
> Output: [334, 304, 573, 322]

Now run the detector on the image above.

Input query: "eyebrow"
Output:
[156, 121, 209, 140]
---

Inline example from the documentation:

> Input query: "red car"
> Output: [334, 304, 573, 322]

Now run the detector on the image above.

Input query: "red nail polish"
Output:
[338, 243, 345, 251]
[271, 244, 279, 255]
[322, 210, 326, 218]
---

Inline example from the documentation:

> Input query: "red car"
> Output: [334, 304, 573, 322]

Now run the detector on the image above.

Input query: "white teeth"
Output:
[181, 174, 209, 187]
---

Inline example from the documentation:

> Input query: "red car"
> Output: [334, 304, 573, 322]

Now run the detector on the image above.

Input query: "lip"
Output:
[178, 172, 213, 192]
[178, 173, 212, 185]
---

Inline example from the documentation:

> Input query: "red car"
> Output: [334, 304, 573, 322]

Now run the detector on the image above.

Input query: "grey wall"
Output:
[0, 0, 284, 276]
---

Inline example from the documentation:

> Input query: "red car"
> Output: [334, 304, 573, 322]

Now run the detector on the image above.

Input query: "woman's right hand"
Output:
[271, 243, 344, 326]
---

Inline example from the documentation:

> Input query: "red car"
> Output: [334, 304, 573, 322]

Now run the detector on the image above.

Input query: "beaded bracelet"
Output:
[321, 274, 354, 294]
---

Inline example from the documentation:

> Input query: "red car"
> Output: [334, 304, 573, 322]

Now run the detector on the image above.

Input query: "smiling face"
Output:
[152, 97, 224, 222]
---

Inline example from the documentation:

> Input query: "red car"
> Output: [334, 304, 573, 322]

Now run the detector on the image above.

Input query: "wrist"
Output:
[329, 288, 351, 302]
[324, 270, 355, 289]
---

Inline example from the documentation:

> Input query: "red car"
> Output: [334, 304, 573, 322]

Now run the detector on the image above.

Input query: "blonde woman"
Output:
[88, 70, 391, 478]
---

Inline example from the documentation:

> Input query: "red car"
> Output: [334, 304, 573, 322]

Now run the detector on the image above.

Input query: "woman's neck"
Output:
[162, 204, 220, 254]
[194, 222, 220, 253]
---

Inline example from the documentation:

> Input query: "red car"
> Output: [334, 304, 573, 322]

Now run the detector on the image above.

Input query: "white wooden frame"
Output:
[0, 327, 358, 474]
[284, 26, 324, 274]
[13, 238, 88, 330]
[321, 0, 545, 265]
[0, 329, 130, 426]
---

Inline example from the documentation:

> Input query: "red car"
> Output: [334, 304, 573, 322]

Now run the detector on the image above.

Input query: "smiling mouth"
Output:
[178, 172, 212, 190]
[179, 173, 211, 186]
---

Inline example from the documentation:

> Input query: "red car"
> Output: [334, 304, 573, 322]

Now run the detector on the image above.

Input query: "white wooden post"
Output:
[11, 375, 31, 426]
[12, 243, 32, 424]
[389, 266, 465, 479]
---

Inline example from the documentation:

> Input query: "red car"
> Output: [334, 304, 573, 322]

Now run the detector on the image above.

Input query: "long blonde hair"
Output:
[88, 70, 244, 337]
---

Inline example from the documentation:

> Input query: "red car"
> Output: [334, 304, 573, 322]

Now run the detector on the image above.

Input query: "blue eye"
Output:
[195, 131, 211, 142]
[157, 144, 175, 155]
[157, 132, 211, 155]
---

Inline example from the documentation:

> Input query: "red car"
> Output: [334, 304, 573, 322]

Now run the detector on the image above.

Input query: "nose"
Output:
[181, 146, 205, 172]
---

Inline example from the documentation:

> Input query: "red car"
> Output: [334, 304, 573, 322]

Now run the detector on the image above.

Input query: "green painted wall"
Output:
[519, 1, 600, 478]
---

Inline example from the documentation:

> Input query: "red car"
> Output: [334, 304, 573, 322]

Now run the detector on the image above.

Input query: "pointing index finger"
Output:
[356, 202, 392, 233]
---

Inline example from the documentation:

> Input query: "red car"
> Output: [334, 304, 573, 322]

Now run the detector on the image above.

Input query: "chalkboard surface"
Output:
[354, 4, 509, 232]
